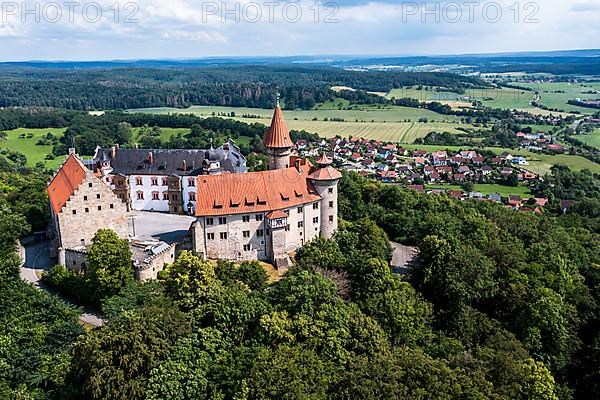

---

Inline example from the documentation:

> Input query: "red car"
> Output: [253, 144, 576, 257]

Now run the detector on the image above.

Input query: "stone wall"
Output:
[63, 248, 88, 273]
[312, 180, 339, 239]
[135, 243, 176, 281]
[193, 200, 321, 265]
[267, 147, 291, 170]
[57, 172, 129, 249]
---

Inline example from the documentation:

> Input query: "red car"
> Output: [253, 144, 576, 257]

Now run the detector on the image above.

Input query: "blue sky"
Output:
[0, 0, 599, 61]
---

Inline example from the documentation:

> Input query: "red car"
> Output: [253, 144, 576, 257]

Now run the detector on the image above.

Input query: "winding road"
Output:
[19, 239, 104, 327]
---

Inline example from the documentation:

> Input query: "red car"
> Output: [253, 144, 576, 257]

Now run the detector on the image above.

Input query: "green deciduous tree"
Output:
[86, 229, 134, 300]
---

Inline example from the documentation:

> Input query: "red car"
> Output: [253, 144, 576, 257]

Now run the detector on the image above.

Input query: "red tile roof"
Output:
[316, 153, 333, 165]
[47, 154, 87, 214]
[263, 106, 292, 149]
[195, 163, 322, 216]
[266, 210, 288, 219]
[308, 166, 342, 181]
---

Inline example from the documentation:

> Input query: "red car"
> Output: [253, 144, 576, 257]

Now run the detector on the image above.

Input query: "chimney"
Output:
[182, 160, 187, 172]
[68, 148, 76, 155]
[148, 152, 153, 165]
[111, 146, 116, 159]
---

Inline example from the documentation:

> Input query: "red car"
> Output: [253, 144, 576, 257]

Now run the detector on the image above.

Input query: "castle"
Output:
[48, 103, 341, 273]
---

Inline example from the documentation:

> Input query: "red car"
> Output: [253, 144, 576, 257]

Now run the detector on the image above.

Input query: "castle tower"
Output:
[263, 95, 293, 170]
[308, 153, 342, 238]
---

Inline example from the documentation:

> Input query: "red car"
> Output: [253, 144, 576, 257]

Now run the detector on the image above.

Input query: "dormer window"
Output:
[280, 193, 290, 201]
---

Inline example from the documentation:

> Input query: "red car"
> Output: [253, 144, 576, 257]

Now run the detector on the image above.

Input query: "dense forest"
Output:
[1, 150, 600, 398]
[0, 66, 488, 110]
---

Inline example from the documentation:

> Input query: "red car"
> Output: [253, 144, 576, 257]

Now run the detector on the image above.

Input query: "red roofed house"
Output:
[407, 185, 425, 193]
[508, 195, 522, 207]
[547, 144, 565, 153]
[192, 105, 342, 269]
[48, 151, 129, 264]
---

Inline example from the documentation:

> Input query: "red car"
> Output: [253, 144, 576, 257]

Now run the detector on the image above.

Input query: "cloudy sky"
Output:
[0, 0, 598, 61]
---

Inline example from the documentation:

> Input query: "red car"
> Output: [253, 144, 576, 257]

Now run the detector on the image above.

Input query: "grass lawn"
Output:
[426, 184, 463, 191]
[473, 184, 532, 197]
[427, 183, 532, 197]
[0, 128, 66, 169]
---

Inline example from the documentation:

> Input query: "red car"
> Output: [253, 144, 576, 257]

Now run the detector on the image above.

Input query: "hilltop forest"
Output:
[1, 143, 600, 399]
[0, 65, 487, 110]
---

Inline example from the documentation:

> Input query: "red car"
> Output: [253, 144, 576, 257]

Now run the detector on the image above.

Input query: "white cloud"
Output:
[0, 0, 597, 60]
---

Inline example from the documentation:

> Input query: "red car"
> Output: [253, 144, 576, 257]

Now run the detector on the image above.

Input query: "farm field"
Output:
[128, 105, 464, 123]
[129, 106, 473, 143]
[513, 81, 600, 114]
[386, 86, 535, 110]
[572, 130, 600, 149]
[0, 128, 66, 169]
[385, 87, 464, 102]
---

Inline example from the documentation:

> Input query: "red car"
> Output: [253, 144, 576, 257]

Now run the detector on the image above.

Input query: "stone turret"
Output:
[263, 95, 293, 170]
[308, 154, 342, 238]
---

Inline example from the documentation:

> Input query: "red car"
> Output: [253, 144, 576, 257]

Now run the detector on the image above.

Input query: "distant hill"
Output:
[1, 49, 599, 75]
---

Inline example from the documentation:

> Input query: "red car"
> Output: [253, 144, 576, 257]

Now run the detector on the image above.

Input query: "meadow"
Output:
[0, 128, 66, 169]
[572, 130, 600, 149]
[384, 85, 573, 117]
[129, 104, 464, 123]
[426, 183, 533, 197]
[513, 81, 600, 114]
[128, 105, 472, 143]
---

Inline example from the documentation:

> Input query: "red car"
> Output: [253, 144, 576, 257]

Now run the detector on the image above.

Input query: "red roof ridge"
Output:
[196, 163, 321, 216]
[263, 105, 292, 149]
[47, 154, 88, 214]
[266, 210, 288, 219]
[308, 166, 342, 181]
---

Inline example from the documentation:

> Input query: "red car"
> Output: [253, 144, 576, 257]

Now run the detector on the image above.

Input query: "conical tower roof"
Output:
[316, 153, 333, 166]
[263, 105, 292, 149]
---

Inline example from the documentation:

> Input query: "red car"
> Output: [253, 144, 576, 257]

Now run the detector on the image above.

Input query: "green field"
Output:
[473, 184, 532, 197]
[129, 105, 464, 123]
[385, 87, 465, 102]
[513, 82, 600, 114]
[572, 130, 600, 149]
[427, 183, 533, 197]
[385, 85, 536, 110]
[404, 144, 600, 175]
[128, 106, 472, 143]
[0, 128, 66, 169]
